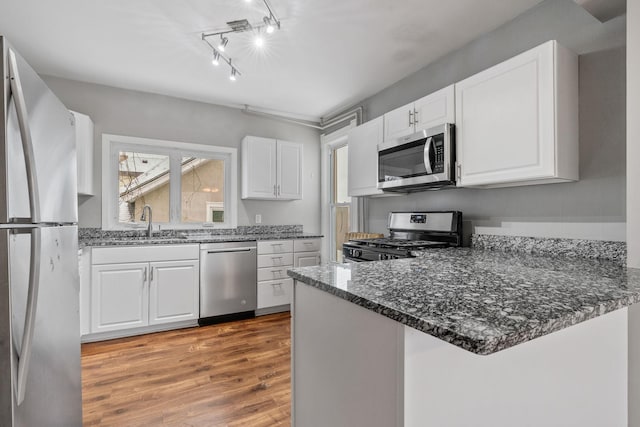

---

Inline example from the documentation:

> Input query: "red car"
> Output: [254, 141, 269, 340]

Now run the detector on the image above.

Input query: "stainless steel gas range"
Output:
[343, 211, 462, 262]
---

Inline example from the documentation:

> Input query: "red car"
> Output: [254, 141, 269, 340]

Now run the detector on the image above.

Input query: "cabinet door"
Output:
[242, 136, 277, 199]
[149, 260, 199, 325]
[277, 140, 303, 199]
[455, 41, 556, 186]
[258, 253, 294, 268]
[79, 248, 91, 336]
[383, 101, 415, 141]
[90, 263, 148, 333]
[293, 238, 322, 253]
[258, 240, 294, 254]
[413, 85, 455, 131]
[348, 117, 384, 197]
[71, 111, 94, 196]
[294, 252, 321, 267]
[257, 278, 294, 309]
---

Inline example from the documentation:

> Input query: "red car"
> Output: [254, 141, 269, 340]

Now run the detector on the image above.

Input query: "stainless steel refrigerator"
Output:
[0, 37, 82, 426]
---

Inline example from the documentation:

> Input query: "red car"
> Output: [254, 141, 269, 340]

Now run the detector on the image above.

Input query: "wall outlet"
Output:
[255, 214, 262, 224]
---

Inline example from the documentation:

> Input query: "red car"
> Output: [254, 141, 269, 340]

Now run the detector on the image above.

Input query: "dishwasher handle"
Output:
[204, 247, 255, 254]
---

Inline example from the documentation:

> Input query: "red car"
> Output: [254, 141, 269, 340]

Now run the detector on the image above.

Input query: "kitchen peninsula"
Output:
[288, 240, 640, 427]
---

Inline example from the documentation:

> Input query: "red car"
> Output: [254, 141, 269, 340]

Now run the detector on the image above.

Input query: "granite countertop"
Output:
[287, 248, 640, 355]
[78, 225, 321, 248]
[80, 232, 322, 248]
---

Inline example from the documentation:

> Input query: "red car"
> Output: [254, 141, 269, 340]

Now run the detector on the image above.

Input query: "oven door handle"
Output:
[423, 137, 434, 175]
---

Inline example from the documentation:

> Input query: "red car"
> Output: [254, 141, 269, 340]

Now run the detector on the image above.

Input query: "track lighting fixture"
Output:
[201, 0, 281, 81]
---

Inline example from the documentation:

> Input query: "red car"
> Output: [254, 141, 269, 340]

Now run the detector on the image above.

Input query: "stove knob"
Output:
[379, 253, 387, 260]
[354, 250, 361, 258]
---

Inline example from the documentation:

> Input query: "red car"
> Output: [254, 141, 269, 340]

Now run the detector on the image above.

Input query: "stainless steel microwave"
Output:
[377, 123, 455, 192]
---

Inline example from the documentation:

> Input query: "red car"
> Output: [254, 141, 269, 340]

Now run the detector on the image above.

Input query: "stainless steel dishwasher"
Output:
[199, 241, 257, 324]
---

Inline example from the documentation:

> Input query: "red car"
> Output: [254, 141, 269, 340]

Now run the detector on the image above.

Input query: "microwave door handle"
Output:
[8, 49, 41, 223]
[423, 137, 434, 175]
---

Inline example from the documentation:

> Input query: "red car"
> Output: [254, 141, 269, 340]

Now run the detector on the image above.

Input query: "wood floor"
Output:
[81, 313, 292, 427]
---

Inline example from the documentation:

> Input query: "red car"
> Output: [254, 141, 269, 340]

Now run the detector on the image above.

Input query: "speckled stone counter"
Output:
[288, 248, 640, 355]
[78, 225, 322, 248]
[472, 234, 626, 265]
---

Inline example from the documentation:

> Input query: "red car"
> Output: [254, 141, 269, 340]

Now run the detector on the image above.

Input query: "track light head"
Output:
[229, 68, 238, 81]
[255, 34, 264, 47]
[211, 51, 220, 66]
[263, 16, 275, 34]
[218, 36, 229, 52]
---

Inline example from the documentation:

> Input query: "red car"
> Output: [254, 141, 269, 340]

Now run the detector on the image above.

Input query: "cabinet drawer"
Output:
[294, 239, 321, 253]
[294, 252, 321, 267]
[257, 278, 293, 309]
[258, 253, 293, 268]
[258, 240, 294, 254]
[92, 244, 199, 264]
[258, 266, 290, 282]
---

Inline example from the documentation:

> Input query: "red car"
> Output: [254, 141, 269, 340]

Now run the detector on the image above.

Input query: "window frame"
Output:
[102, 134, 238, 230]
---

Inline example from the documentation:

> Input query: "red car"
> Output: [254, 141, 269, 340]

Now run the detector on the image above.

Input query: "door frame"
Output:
[320, 120, 358, 262]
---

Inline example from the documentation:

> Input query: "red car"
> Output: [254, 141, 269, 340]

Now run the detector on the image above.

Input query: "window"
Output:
[331, 144, 351, 262]
[103, 134, 237, 230]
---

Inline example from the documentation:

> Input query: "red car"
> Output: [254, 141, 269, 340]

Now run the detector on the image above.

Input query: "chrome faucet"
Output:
[140, 205, 153, 237]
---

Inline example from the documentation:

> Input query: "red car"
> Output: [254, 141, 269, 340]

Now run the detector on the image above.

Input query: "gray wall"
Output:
[42, 76, 322, 232]
[354, 0, 627, 241]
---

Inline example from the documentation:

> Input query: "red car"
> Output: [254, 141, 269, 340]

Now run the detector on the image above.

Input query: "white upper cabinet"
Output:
[383, 85, 455, 141]
[455, 40, 578, 187]
[242, 136, 303, 200]
[348, 116, 384, 197]
[70, 110, 94, 196]
[277, 140, 303, 199]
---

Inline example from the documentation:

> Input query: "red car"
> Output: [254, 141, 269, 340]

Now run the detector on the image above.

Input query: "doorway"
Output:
[321, 123, 357, 262]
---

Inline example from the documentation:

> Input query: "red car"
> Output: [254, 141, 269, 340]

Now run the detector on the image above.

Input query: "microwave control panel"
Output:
[432, 136, 445, 174]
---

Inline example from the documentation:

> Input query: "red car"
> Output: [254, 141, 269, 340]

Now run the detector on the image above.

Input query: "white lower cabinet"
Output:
[294, 252, 321, 267]
[91, 262, 149, 333]
[148, 260, 199, 325]
[86, 245, 199, 341]
[256, 238, 322, 315]
[257, 279, 294, 309]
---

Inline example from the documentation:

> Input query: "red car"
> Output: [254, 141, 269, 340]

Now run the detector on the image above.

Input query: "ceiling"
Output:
[0, 0, 545, 120]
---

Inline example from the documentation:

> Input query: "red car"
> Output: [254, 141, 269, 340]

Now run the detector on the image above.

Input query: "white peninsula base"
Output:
[292, 282, 628, 427]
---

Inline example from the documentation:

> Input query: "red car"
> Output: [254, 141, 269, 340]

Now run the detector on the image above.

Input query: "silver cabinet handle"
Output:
[143, 266, 147, 283]
[273, 184, 277, 196]
[150, 266, 154, 282]
[8, 49, 41, 223]
[277, 185, 280, 196]
[413, 109, 419, 125]
[423, 137, 434, 175]
[16, 228, 42, 404]
[408, 110, 414, 126]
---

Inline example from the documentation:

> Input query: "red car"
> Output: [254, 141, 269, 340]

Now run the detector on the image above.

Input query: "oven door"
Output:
[377, 123, 454, 191]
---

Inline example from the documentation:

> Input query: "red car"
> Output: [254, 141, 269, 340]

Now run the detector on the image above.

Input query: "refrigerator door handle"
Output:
[15, 228, 42, 405]
[8, 49, 41, 223]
